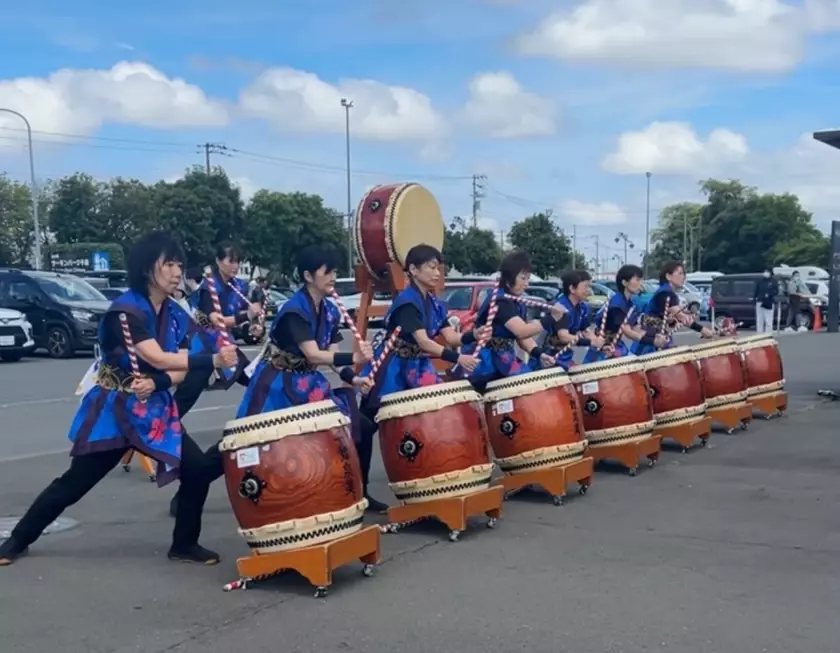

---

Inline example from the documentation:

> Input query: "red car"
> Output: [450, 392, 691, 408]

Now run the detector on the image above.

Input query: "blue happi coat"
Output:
[630, 282, 679, 356]
[459, 289, 529, 386]
[237, 289, 349, 418]
[542, 295, 591, 370]
[188, 272, 249, 388]
[359, 283, 448, 409]
[68, 290, 190, 487]
[583, 291, 637, 363]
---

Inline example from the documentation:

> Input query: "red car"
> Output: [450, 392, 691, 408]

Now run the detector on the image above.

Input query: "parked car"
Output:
[327, 277, 390, 327]
[264, 289, 289, 320]
[440, 281, 544, 333]
[100, 287, 127, 301]
[710, 273, 823, 331]
[0, 307, 36, 362]
[595, 278, 654, 313]
[0, 268, 110, 358]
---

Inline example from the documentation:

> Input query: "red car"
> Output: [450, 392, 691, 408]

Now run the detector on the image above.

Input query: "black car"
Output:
[0, 269, 111, 358]
[710, 273, 822, 330]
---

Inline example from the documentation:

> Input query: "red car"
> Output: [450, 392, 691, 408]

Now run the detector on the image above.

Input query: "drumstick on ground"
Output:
[204, 271, 238, 374]
[367, 327, 401, 383]
[119, 312, 146, 404]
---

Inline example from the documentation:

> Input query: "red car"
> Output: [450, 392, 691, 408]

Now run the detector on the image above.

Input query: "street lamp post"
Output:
[614, 231, 634, 265]
[644, 172, 651, 278]
[1, 108, 41, 270]
[340, 98, 354, 277]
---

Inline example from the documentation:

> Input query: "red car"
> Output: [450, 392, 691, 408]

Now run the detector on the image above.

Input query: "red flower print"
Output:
[308, 387, 326, 402]
[132, 401, 147, 418]
[296, 377, 309, 391]
[149, 418, 165, 442]
[214, 335, 226, 349]
[418, 371, 438, 386]
[171, 420, 182, 433]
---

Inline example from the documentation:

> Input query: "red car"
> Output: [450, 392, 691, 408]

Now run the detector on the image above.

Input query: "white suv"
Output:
[328, 278, 390, 326]
[0, 307, 36, 362]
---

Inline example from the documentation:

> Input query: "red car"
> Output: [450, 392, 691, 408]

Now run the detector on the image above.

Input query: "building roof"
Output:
[813, 130, 840, 150]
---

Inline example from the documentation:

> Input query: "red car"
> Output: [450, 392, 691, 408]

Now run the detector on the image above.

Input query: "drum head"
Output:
[389, 184, 444, 266]
[567, 356, 645, 383]
[484, 367, 571, 403]
[690, 338, 738, 358]
[375, 380, 481, 422]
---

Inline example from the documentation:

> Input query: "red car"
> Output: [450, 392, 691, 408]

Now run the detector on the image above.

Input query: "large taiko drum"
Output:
[736, 334, 785, 399]
[689, 339, 749, 410]
[567, 357, 656, 447]
[482, 368, 586, 474]
[375, 380, 493, 504]
[639, 346, 707, 428]
[219, 401, 367, 554]
[354, 183, 445, 280]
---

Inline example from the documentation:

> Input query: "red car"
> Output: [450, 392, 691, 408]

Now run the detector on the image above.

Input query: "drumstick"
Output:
[471, 281, 501, 360]
[204, 271, 238, 374]
[330, 290, 365, 350]
[501, 293, 553, 311]
[367, 327, 401, 382]
[119, 313, 146, 404]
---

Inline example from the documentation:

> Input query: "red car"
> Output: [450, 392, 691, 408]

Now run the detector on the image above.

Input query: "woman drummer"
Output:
[583, 264, 647, 363]
[0, 231, 239, 567]
[459, 250, 566, 389]
[542, 269, 605, 370]
[235, 245, 384, 507]
[631, 260, 713, 356]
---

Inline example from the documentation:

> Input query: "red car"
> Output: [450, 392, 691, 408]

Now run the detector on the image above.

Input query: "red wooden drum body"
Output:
[567, 357, 656, 447]
[375, 380, 493, 504]
[689, 339, 749, 409]
[219, 400, 366, 554]
[354, 182, 444, 280]
[736, 334, 785, 398]
[482, 368, 586, 474]
[639, 346, 707, 427]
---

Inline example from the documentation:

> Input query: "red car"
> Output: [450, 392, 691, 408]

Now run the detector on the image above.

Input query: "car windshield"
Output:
[441, 286, 479, 310]
[268, 290, 288, 302]
[34, 275, 107, 302]
[333, 280, 357, 296]
[682, 281, 702, 294]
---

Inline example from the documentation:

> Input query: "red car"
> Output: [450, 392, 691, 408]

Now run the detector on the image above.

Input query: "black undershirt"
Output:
[273, 313, 343, 348]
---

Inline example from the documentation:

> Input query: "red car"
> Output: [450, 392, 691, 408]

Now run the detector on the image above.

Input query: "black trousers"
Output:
[9, 431, 212, 551]
[786, 295, 801, 327]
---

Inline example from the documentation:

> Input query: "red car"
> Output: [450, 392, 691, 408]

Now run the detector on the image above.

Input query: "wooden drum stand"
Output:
[119, 450, 156, 482]
[494, 457, 593, 506]
[707, 403, 753, 434]
[748, 391, 788, 419]
[585, 434, 663, 477]
[653, 416, 712, 453]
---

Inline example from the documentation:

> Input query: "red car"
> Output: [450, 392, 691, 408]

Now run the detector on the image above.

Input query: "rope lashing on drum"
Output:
[203, 269, 238, 374]
[367, 327, 401, 382]
[118, 312, 146, 404]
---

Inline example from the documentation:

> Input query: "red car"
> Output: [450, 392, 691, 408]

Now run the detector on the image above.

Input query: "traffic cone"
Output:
[813, 306, 822, 331]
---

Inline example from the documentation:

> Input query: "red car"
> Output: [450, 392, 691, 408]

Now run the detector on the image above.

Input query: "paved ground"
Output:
[0, 330, 838, 653]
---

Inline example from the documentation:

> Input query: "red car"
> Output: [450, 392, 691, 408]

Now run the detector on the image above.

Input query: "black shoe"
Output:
[169, 493, 179, 518]
[0, 538, 29, 567]
[167, 544, 220, 565]
[364, 493, 389, 514]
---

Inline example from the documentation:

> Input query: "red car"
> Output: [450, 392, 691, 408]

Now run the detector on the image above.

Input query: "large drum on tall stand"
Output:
[689, 339, 749, 413]
[639, 346, 707, 428]
[567, 357, 657, 447]
[219, 401, 368, 554]
[354, 183, 445, 280]
[375, 380, 493, 504]
[482, 368, 586, 474]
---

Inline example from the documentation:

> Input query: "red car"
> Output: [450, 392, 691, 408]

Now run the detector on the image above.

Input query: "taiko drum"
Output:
[354, 182, 445, 280]
[219, 401, 367, 554]
[567, 357, 656, 447]
[639, 346, 707, 427]
[736, 334, 785, 398]
[482, 368, 586, 474]
[689, 339, 749, 410]
[375, 380, 493, 504]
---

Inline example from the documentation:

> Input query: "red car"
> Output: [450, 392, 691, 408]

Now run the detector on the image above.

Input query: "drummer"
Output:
[631, 260, 713, 356]
[459, 250, 566, 389]
[542, 269, 605, 370]
[235, 245, 385, 508]
[582, 264, 647, 362]
[0, 231, 239, 567]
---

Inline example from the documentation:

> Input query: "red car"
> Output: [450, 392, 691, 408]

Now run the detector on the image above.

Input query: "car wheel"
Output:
[47, 326, 73, 358]
[796, 311, 812, 330]
[0, 352, 23, 362]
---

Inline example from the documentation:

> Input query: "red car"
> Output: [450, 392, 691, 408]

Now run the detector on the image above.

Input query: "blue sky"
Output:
[2, 0, 840, 271]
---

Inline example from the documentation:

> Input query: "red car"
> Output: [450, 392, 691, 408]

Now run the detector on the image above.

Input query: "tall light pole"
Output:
[1, 108, 41, 270]
[614, 231, 634, 265]
[341, 98, 354, 276]
[644, 171, 652, 278]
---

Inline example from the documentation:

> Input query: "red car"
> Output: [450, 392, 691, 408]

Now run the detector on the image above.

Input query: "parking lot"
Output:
[0, 329, 838, 653]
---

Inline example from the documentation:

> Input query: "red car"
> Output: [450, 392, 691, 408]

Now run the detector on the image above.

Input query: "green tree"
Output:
[0, 174, 35, 266]
[507, 211, 574, 277]
[101, 178, 156, 247]
[643, 202, 703, 273]
[442, 216, 501, 273]
[47, 173, 108, 244]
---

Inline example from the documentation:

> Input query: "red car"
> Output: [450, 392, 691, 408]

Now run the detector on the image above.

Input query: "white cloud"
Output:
[0, 61, 228, 142]
[515, 0, 812, 73]
[559, 199, 628, 226]
[238, 67, 447, 142]
[601, 121, 749, 175]
[459, 71, 556, 139]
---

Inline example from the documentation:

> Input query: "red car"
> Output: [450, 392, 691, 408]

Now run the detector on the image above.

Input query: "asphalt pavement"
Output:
[0, 330, 838, 653]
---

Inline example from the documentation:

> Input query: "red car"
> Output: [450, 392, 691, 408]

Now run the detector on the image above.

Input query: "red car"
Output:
[440, 281, 496, 332]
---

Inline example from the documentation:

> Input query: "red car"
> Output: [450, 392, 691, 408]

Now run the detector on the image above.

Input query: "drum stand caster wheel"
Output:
[362, 564, 376, 577]
[148, 474, 156, 483]
[681, 446, 690, 454]
[700, 438, 709, 447]
[628, 467, 638, 477]
[122, 464, 130, 472]
[648, 458, 657, 468]
[552, 495, 564, 506]
[314, 586, 328, 599]
[739, 421, 748, 431]
[486, 518, 499, 529]
[725, 428, 735, 435]
[448, 529, 461, 542]
[578, 484, 589, 496]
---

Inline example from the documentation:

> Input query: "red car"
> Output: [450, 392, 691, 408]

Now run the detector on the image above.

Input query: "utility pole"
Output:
[572, 225, 577, 269]
[202, 142, 228, 173]
[499, 230, 505, 250]
[644, 171, 652, 278]
[696, 210, 703, 271]
[471, 174, 487, 228]
[683, 213, 689, 271]
[341, 98, 354, 275]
